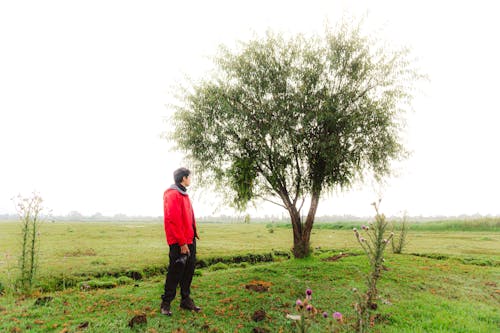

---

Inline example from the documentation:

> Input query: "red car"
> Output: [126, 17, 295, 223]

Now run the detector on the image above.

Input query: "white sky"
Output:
[1, 0, 499, 218]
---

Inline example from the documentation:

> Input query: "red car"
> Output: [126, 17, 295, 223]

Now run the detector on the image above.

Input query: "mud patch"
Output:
[245, 280, 272, 292]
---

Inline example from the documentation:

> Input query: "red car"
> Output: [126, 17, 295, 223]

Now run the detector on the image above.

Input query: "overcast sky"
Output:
[1, 0, 499, 218]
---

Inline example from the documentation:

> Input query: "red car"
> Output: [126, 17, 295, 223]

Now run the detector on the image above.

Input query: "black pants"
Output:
[162, 241, 196, 303]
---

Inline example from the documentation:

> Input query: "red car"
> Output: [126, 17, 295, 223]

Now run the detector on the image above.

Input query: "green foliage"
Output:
[172, 25, 417, 203]
[170, 22, 421, 257]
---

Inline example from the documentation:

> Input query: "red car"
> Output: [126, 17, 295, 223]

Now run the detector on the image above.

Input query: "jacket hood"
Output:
[169, 184, 188, 196]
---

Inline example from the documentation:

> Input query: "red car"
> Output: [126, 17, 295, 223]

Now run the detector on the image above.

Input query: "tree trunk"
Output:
[288, 206, 305, 258]
[288, 192, 321, 258]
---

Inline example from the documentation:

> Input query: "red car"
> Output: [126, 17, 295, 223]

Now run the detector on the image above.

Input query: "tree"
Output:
[170, 23, 420, 258]
[67, 210, 83, 220]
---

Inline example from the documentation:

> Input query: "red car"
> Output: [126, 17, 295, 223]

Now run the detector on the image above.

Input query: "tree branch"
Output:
[292, 144, 302, 206]
[297, 196, 306, 214]
[260, 197, 287, 209]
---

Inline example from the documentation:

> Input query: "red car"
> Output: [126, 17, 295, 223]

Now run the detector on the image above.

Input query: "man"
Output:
[161, 167, 201, 316]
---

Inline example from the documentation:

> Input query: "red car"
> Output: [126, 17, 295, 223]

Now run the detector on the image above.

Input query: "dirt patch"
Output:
[128, 314, 147, 328]
[252, 309, 266, 322]
[245, 280, 272, 292]
[34, 296, 53, 306]
[77, 321, 89, 329]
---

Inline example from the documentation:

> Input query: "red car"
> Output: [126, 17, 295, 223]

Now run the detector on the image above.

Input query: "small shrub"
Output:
[391, 213, 410, 254]
[352, 200, 394, 333]
[13, 192, 50, 294]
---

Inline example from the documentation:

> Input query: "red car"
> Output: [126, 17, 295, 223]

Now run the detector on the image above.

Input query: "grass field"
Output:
[1, 220, 498, 283]
[0, 220, 499, 332]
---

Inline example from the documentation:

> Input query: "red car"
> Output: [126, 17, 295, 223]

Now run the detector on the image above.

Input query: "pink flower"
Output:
[360, 237, 366, 242]
[333, 312, 343, 321]
[305, 288, 312, 300]
[296, 299, 303, 307]
[322, 311, 328, 318]
[361, 225, 367, 230]
[306, 304, 313, 312]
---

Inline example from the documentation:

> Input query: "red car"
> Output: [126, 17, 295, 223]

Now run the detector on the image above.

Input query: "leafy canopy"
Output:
[171, 25, 418, 210]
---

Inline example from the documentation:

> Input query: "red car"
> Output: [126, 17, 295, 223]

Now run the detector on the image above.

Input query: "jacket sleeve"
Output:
[164, 191, 187, 245]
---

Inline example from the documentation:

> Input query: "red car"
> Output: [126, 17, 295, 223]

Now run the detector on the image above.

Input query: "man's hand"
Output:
[180, 244, 190, 256]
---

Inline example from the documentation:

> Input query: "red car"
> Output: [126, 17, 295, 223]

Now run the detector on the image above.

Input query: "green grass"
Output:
[0, 254, 498, 332]
[0, 220, 499, 332]
[407, 218, 500, 232]
[1, 221, 499, 290]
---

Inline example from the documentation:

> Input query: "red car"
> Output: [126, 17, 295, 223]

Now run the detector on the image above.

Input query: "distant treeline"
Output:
[1, 214, 499, 231]
[0, 214, 162, 222]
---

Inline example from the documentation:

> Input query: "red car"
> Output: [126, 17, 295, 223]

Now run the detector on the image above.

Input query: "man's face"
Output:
[182, 175, 191, 187]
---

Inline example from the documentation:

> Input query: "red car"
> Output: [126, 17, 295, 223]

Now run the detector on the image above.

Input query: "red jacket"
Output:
[163, 185, 196, 246]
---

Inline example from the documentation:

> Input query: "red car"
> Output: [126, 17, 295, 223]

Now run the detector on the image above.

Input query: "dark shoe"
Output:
[180, 297, 201, 312]
[160, 301, 172, 316]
